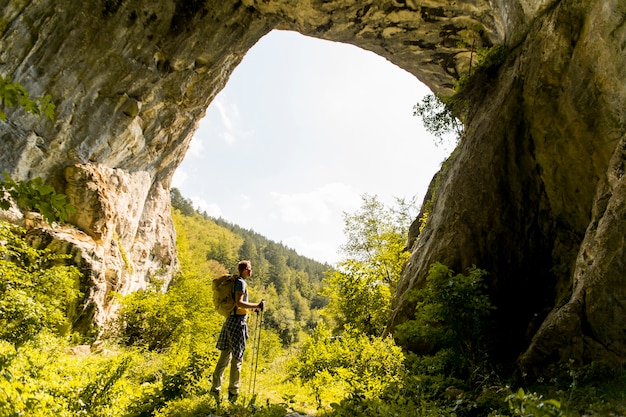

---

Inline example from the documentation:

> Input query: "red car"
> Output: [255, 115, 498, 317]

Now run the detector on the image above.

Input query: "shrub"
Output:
[395, 262, 494, 380]
[0, 221, 82, 345]
[289, 323, 404, 408]
[413, 94, 463, 145]
[506, 388, 564, 417]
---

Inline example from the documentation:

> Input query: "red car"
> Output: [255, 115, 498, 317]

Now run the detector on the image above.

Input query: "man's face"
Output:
[242, 265, 252, 278]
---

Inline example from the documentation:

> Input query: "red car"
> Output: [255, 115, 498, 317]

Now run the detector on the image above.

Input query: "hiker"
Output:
[210, 260, 265, 403]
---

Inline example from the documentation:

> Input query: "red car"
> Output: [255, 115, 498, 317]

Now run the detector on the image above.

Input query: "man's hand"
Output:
[256, 299, 266, 311]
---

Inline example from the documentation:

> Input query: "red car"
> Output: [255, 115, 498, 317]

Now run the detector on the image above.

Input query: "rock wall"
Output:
[0, 0, 624, 373]
[0, 0, 273, 327]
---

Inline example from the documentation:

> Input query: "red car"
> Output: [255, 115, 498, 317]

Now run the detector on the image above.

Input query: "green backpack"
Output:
[212, 274, 237, 316]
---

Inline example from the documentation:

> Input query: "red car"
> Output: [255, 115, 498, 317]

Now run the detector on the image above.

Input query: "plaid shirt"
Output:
[216, 314, 249, 360]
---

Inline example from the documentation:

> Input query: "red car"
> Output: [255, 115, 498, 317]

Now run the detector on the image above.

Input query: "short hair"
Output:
[238, 260, 251, 274]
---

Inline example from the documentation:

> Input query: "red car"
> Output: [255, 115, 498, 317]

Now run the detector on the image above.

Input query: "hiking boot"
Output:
[228, 391, 238, 403]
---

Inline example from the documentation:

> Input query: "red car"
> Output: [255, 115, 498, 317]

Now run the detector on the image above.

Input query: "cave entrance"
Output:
[172, 30, 452, 265]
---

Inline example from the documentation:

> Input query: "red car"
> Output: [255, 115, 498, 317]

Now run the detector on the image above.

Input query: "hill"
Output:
[171, 187, 331, 345]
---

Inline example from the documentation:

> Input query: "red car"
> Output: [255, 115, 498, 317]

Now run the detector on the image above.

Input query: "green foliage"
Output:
[413, 44, 508, 147]
[0, 334, 71, 417]
[172, 208, 242, 272]
[1, 189, 626, 417]
[413, 94, 463, 145]
[323, 194, 413, 335]
[456, 44, 508, 94]
[0, 74, 55, 121]
[0, 334, 143, 417]
[323, 260, 392, 336]
[0, 220, 82, 345]
[395, 262, 494, 379]
[0, 172, 76, 223]
[70, 354, 135, 416]
[289, 323, 404, 408]
[111, 283, 184, 351]
[126, 347, 219, 416]
[111, 270, 222, 352]
[170, 187, 196, 216]
[506, 388, 564, 417]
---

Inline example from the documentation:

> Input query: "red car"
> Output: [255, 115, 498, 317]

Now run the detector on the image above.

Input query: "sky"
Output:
[172, 30, 452, 266]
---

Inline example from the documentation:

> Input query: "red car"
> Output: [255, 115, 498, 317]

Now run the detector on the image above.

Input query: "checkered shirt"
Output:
[216, 314, 249, 360]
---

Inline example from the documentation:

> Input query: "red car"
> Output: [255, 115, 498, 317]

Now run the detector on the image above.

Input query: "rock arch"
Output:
[0, 0, 624, 374]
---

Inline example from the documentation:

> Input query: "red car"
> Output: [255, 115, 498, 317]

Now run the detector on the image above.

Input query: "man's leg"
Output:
[211, 349, 231, 393]
[228, 353, 244, 401]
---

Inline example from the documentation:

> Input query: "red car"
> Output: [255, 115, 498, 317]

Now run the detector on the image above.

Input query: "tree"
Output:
[170, 187, 195, 216]
[413, 94, 463, 146]
[323, 194, 415, 336]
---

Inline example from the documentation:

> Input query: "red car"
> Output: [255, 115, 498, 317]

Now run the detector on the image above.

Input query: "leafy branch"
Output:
[413, 94, 464, 145]
[0, 172, 76, 224]
[413, 44, 509, 147]
[0, 74, 55, 121]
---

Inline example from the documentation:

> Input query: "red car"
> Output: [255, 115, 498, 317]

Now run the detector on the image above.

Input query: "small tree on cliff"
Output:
[413, 93, 463, 146]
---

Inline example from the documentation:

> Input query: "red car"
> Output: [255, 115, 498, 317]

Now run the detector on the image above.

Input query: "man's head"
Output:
[238, 260, 252, 278]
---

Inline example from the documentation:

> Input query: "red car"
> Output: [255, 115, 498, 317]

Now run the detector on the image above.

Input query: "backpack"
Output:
[212, 274, 237, 316]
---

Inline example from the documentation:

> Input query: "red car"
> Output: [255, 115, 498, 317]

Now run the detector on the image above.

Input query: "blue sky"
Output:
[172, 30, 451, 265]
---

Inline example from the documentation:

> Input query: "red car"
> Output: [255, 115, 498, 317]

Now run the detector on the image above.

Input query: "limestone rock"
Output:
[0, 0, 624, 374]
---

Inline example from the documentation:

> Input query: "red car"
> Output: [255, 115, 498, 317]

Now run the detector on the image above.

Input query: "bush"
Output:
[0, 334, 145, 417]
[506, 388, 564, 417]
[395, 262, 494, 381]
[0, 221, 82, 345]
[413, 94, 463, 145]
[289, 323, 404, 408]
[111, 270, 222, 351]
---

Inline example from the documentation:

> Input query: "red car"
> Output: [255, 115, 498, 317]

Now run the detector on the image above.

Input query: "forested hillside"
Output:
[2, 184, 625, 416]
[170, 187, 330, 345]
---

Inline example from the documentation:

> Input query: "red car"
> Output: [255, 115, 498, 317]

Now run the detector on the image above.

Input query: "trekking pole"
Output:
[247, 310, 260, 397]
[252, 308, 263, 397]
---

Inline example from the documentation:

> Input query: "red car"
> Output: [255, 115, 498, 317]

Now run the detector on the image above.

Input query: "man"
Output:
[210, 260, 265, 403]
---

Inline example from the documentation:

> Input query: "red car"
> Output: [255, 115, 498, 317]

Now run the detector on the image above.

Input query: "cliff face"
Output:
[0, 0, 624, 373]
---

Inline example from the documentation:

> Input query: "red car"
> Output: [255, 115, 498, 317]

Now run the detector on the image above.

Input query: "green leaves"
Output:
[413, 94, 463, 145]
[0, 74, 55, 121]
[323, 194, 414, 336]
[289, 323, 404, 407]
[396, 262, 494, 378]
[0, 221, 82, 345]
[0, 172, 76, 224]
[506, 388, 564, 417]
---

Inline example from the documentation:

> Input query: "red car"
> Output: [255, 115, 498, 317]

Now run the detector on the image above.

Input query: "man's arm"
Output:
[234, 291, 265, 310]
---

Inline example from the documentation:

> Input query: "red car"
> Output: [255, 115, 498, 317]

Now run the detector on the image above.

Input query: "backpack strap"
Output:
[232, 275, 247, 316]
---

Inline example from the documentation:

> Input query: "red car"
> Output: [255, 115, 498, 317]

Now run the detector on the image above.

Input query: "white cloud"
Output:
[239, 194, 251, 211]
[189, 195, 222, 218]
[270, 183, 361, 225]
[214, 100, 236, 131]
[186, 134, 205, 157]
[212, 98, 253, 145]
[222, 131, 236, 144]
[171, 168, 188, 189]
[283, 235, 340, 265]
